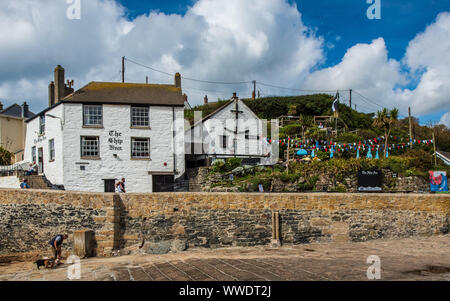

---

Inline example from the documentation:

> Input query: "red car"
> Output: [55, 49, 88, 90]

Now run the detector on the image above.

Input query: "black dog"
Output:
[35, 258, 54, 270]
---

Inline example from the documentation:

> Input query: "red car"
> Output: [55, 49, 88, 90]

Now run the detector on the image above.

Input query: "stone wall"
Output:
[0, 189, 448, 256]
[0, 190, 115, 256]
[193, 167, 429, 193]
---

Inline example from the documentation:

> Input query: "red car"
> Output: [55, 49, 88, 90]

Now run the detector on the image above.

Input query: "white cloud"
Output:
[439, 112, 450, 128]
[304, 12, 450, 117]
[0, 0, 448, 123]
[0, 0, 324, 112]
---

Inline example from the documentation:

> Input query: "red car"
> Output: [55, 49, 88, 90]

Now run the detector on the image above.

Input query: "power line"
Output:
[124, 57, 252, 85]
[257, 82, 337, 93]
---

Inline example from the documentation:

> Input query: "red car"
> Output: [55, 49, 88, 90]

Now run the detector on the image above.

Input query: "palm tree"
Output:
[373, 108, 399, 157]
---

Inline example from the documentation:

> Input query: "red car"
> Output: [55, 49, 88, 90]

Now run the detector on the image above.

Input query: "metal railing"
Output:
[0, 161, 30, 177]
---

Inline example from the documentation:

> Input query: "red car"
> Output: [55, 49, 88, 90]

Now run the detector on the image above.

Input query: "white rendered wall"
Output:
[62, 103, 184, 193]
[186, 100, 272, 161]
[0, 176, 21, 188]
[24, 105, 64, 185]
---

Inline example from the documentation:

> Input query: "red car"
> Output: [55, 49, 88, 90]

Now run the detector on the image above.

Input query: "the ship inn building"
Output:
[24, 69, 186, 193]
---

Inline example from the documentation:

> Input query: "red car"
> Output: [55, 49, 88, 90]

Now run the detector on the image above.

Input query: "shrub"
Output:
[279, 172, 301, 183]
[334, 133, 363, 143]
[297, 176, 318, 191]
[211, 159, 225, 173]
[225, 157, 242, 172]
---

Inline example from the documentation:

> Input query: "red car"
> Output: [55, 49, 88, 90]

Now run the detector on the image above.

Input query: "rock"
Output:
[171, 239, 188, 252]
[143, 239, 188, 255]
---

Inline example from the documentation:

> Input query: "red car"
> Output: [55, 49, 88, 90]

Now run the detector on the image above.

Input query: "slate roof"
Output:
[0, 104, 35, 118]
[63, 82, 185, 106]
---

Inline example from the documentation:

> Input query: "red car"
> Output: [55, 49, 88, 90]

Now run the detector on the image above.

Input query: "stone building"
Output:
[185, 93, 275, 167]
[0, 101, 35, 163]
[24, 66, 185, 193]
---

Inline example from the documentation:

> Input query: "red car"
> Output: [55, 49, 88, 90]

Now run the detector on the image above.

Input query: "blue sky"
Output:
[117, 0, 448, 69]
[0, 0, 449, 126]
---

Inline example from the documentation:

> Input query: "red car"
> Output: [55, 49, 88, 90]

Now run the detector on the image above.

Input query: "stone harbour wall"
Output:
[0, 189, 448, 256]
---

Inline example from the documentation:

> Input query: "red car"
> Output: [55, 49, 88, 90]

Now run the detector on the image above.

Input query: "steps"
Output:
[23, 175, 53, 190]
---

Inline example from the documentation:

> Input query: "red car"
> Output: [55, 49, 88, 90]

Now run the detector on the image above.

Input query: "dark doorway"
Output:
[104, 179, 116, 193]
[38, 147, 44, 174]
[152, 175, 174, 192]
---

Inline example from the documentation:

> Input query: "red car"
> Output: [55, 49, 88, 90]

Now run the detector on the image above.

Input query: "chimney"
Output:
[54, 65, 65, 103]
[174, 72, 181, 89]
[48, 81, 55, 107]
[0, 101, 3, 111]
[232, 92, 238, 100]
[204, 95, 208, 105]
[21, 102, 29, 118]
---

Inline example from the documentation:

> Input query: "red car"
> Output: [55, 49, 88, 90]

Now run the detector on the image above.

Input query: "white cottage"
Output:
[24, 70, 186, 193]
[185, 93, 275, 167]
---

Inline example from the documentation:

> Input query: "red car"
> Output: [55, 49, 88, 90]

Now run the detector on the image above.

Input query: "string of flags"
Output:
[266, 136, 433, 158]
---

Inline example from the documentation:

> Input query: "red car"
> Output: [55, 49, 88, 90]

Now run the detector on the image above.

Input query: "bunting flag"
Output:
[356, 148, 360, 159]
[386, 149, 389, 158]
[375, 149, 379, 160]
[311, 149, 315, 158]
[366, 149, 372, 159]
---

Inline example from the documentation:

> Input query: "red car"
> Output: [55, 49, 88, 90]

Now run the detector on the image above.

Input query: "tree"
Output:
[0, 146, 12, 166]
[298, 115, 314, 139]
[373, 108, 399, 157]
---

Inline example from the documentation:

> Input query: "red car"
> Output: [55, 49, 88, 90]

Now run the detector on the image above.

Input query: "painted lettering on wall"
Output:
[34, 136, 47, 144]
[108, 130, 123, 151]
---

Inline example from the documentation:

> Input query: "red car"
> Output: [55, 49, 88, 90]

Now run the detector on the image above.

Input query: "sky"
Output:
[0, 0, 449, 126]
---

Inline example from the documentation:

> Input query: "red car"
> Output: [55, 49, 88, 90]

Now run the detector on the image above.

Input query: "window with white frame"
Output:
[49, 139, 55, 161]
[32, 146, 36, 163]
[131, 106, 149, 127]
[81, 136, 100, 158]
[83, 105, 103, 126]
[39, 115, 45, 135]
[131, 138, 150, 159]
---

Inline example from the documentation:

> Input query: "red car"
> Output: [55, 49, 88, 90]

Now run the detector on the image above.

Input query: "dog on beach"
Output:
[35, 258, 56, 270]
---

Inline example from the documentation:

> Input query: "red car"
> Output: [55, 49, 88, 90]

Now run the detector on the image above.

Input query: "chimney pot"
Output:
[0, 101, 3, 111]
[54, 65, 65, 104]
[48, 81, 55, 107]
[174, 72, 181, 89]
[204, 95, 208, 104]
[21, 102, 29, 118]
[232, 92, 237, 99]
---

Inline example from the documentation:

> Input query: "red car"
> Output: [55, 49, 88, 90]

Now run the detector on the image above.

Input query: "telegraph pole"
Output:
[432, 130, 437, 166]
[349, 89, 352, 108]
[252, 80, 256, 100]
[122, 56, 125, 83]
[408, 107, 413, 149]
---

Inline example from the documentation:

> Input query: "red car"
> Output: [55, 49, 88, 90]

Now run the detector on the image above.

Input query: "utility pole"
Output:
[286, 136, 290, 174]
[252, 80, 256, 100]
[349, 89, 352, 108]
[432, 130, 437, 166]
[122, 56, 125, 83]
[146, 76, 148, 84]
[408, 107, 413, 149]
[354, 104, 357, 111]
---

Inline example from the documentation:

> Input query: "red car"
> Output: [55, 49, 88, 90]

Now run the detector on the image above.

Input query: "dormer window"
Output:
[83, 105, 103, 127]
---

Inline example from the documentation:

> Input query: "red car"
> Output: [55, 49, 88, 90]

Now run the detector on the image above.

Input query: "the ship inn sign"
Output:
[108, 130, 123, 151]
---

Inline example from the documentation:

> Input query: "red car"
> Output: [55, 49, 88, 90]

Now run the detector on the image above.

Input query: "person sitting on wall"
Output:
[115, 178, 126, 193]
[20, 179, 30, 189]
[26, 162, 37, 176]
[49, 234, 68, 265]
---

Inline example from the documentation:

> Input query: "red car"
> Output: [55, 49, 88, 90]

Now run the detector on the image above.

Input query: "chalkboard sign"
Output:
[358, 170, 382, 192]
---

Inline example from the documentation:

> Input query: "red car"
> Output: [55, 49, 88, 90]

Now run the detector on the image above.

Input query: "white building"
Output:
[185, 93, 276, 167]
[24, 69, 186, 193]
